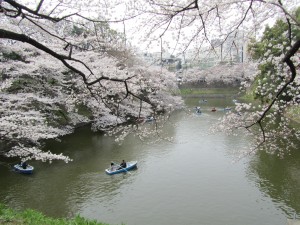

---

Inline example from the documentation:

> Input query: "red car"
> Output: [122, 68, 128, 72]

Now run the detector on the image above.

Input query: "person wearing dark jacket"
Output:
[118, 160, 127, 170]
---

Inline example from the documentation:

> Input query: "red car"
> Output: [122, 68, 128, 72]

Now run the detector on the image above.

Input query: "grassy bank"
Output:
[0, 204, 111, 225]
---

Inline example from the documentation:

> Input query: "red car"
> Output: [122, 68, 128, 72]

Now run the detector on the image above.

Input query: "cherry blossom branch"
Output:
[0, 29, 141, 87]
[245, 40, 300, 136]
[0, 28, 96, 81]
[2, 0, 144, 23]
[24, 15, 68, 44]
[265, 0, 300, 27]
[0, 28, 155, 110]
[165, 0, 198, 13]
[3, 0, 61, 22]
[123, 79, 153, 105]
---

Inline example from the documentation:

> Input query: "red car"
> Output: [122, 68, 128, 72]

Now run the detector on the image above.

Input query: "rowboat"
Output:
[195, 106, 201, 114]
[105, 161, 137, 175]
[145, 116, 155, 122]
[14, 164, 34, 174]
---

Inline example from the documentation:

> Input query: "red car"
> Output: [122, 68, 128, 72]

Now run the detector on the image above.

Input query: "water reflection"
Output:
[187, 95, 300, 220]
[0, 93, 299, 225]
[247, 149, 300, 218]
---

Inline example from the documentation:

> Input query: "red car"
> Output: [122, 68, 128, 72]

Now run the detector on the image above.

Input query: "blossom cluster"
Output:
[0, 42, 183, 162]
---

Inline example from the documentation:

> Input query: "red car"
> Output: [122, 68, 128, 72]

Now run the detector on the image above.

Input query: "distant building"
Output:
[182, 30, 248, 70]
[141, 51, 182, 71]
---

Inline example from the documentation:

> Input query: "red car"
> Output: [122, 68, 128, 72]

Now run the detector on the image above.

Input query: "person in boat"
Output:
[195, 106, 201, 113]
[118, 160, 127, 170]
[20, 161, 28, 169]
[110, 162, 117, 171]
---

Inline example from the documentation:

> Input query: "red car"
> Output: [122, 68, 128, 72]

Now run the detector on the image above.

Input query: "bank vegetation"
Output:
[0, 203, 111, 225]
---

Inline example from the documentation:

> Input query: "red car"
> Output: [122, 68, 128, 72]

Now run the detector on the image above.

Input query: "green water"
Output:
[0, 96, 299, 225]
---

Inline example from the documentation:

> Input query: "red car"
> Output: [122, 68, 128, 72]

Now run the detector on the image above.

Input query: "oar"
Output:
[112, 161, 131, 174]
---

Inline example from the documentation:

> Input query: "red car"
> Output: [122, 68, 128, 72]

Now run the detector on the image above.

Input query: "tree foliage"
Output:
[1, 0, 300, 161]
[247, 8, 300, 104]
[0, 0, 183, 162]
[128, 0, 300, 157]
[215, 7, 300, 157]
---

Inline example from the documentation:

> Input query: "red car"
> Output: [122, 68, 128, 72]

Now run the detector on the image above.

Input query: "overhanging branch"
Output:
[246, 40, 300, 130]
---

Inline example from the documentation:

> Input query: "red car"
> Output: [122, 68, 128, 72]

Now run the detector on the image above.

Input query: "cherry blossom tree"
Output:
[0, 0, 183, 162]
[1, 0, 300, 162]
[213, 7, 300, 157]
[180, 63, 257, 86]
[0, 39, 182, 162]
[123, 0, 300, 156]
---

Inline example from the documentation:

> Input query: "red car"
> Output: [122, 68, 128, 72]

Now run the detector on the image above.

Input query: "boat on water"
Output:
[195, 106, 201, 114]
[136, 117, 145, 123]
[145, 116, 155, 122]
[105, 161, 137, 175]
[14, 164, 34, 174]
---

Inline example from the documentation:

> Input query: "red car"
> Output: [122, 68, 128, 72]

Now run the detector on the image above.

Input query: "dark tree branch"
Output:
[0, 28, 96, 82]
[4, 0, 61, 22]
[24, 15, 69, 44]
[68, 45, 73, 58]
[159, 15, 174, 38]
[3, 0, 143, 26]
[265, 0, 300, 27]
[35, 0, 44, 13]
[0, 29, 135, 88]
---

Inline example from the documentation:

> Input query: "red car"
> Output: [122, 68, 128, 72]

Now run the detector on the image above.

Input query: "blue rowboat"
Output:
[145, 116, 155, 122]
[105, 161, 137, 175]
[14, 164, 34, 174]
